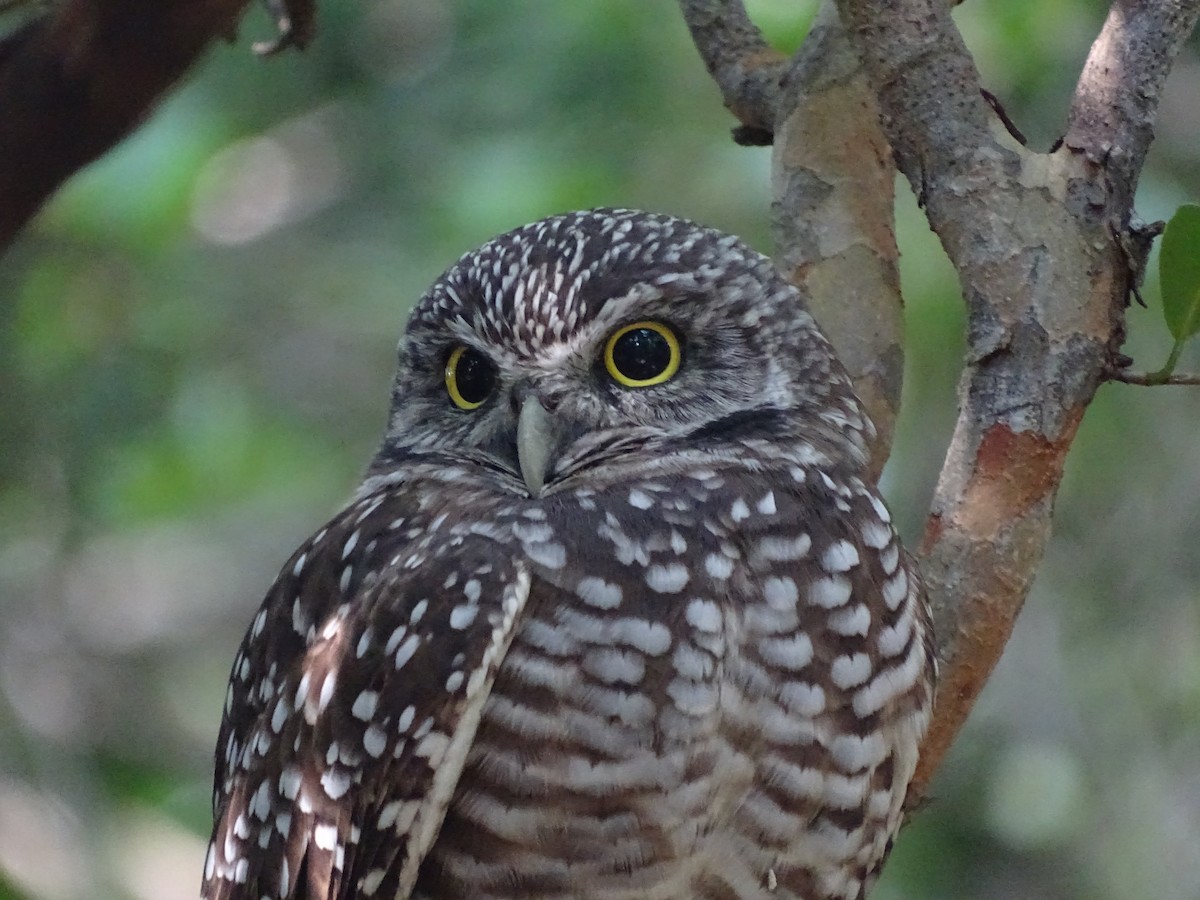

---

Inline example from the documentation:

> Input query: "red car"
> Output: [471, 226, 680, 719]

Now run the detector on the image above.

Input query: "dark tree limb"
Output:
[0, 0, 314, 252]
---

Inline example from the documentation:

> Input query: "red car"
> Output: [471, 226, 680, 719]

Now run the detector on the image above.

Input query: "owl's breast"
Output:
[414, 468, 931, 900]
[411, 474, 768, 898]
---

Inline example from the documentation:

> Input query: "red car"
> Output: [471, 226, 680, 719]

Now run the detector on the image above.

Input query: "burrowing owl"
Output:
[203, 208, 934, 900]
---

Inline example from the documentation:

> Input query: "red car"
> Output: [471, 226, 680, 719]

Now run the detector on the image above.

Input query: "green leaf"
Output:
[1159, 203, 1200, 342]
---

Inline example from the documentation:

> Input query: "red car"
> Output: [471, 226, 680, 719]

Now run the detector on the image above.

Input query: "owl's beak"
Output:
[516, 397, 555, 497]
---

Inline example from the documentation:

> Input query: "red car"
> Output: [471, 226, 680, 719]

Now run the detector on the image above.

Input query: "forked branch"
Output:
[682, 0, 1200, 801]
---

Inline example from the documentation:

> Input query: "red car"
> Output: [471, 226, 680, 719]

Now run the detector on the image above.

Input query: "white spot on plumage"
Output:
[645, 562, 689, 593]
[384, 625, 408, 655]
[582, 647, 646, 685]
[313, 822, 338, 851]
[831, 652, 873, 689]
[410, 599, 429, 624]
[830, 732, 887, 771]
[355, 627, 373, 659]
[615, 618, 672, 655]
[755, 533, 812, 562]
[575, 576, 623, 609]
[877, 615, 913, 658]
[318, 671, 337, 714]
[670, 530, 687, 554]
[822, 539, 860, 572]
[861, 518, 891, 549]
[291, 598, 306, 636]
[779, 681, 825, 715]
[685, 598, 722, 633]
[758, 633, 814, 671]
[270, 697, 290, 733]
[628, 488, 654, 509]
[883, 568, 909, 609]
[363, 724, 388, 758]
[808, 575, 852, 608]
[294, 673, 310, 710]
[321, 768, 352, 799]
[394, 634, 420, 670]
[415, 731, 451, 766]
[351, 690, 378, 721]
[278, 767, 301, 800]
[362, 868, 386, 895]
[880, 542, 901, 575]
[828, 603, 871, 637]
[869, 493, 892, 523]
[526, 540, 567, 569]
[704, 552, 734, 579]
[730, 498, 751, 521]
[449, 604, 478, 629]
[763, 576, 799, 610]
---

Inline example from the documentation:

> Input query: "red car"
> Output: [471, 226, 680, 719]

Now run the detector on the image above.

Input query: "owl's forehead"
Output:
[407, 209, 758, 356]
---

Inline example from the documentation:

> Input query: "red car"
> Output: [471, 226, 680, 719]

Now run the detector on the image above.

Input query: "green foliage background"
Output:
[2, 1, 1199, 897]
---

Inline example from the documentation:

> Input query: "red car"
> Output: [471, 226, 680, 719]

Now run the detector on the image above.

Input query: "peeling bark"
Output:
[680, 0, 906, 473]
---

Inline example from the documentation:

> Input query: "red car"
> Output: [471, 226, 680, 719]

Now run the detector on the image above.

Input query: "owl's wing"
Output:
[726, 470, 933, 896]
[203, 486, 530, 900]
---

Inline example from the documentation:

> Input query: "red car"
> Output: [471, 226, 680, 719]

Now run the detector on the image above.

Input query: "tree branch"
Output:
[0, 0, 315, 252]
[1065, 0, 1200, 208]
[770, 0, 903, 476]
[679, 0, 906, 473]
[676, 0, 787, 141]
[835, 0, 1200, 799]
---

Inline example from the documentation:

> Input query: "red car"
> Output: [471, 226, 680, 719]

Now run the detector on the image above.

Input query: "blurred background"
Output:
[1, 0, 1198, 897]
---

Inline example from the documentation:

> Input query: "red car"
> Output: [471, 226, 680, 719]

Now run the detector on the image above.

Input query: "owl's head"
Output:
[374, 209, 872, 495]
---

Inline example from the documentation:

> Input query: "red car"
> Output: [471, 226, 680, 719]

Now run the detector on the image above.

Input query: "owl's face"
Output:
[374, 209, 870, 495]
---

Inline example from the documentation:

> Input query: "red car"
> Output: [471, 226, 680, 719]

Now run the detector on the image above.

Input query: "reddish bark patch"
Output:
[958, 415, 1081, 536]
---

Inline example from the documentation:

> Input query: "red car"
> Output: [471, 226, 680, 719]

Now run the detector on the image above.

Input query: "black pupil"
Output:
[613, 328, 672, 381]
[455, 349, 494, 403]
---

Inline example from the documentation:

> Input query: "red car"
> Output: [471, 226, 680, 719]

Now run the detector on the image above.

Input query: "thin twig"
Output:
[1110, 370, 1200, 386]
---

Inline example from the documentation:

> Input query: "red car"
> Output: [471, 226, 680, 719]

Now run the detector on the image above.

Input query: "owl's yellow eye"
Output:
[603, 321, 681, 388]
[445, 345, 497, 410]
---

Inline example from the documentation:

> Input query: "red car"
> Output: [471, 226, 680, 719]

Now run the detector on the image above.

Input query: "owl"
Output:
[202, 208, 934, 900]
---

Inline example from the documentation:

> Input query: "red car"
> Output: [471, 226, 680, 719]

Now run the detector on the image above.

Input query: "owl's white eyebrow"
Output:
[592, 287, 669, 325]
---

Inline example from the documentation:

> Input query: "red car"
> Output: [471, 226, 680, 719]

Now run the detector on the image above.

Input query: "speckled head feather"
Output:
[376, 208, 874, 484]
[204, 208, 932, 900]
